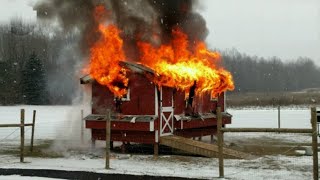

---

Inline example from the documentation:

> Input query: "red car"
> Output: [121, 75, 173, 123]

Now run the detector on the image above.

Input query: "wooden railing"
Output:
[217, 107, 318, 180]
[0, 109, 36, 162]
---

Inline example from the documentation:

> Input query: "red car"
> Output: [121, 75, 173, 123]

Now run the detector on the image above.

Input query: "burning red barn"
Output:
[81, 60, 232, 153]
[80, 4, 235, 155]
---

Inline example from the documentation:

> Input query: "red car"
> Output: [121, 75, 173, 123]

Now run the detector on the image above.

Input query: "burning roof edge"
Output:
[80, 61, 155, 84]
[119, 61, 155, 75]
[80, 74, 94, 84]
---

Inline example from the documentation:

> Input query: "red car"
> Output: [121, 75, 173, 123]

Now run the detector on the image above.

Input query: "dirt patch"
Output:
[0, 140, 63, 158]
[223, 136, 308, 156]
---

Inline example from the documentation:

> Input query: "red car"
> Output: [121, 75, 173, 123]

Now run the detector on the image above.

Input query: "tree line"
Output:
[0, 20, 319, 105]
[221, 49, 320, 93]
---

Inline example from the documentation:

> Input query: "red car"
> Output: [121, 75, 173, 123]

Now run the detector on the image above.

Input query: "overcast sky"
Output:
[0, 0, 319, 63]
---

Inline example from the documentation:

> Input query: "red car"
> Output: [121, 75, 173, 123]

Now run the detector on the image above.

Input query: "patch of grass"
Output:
[225, 137, 306, 156]
[0, 140, 63, 158]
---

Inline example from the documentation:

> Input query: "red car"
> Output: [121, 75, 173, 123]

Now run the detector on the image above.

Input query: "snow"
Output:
[0, 105, 90, 140]
[0, 153, 314, 180]
[228, 108, 311, 129]
[0, 106, 317, 179]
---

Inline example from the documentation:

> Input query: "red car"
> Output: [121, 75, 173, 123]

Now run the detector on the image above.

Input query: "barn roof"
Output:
[119, 61, 155, 75]
[80, 61, 155, 84]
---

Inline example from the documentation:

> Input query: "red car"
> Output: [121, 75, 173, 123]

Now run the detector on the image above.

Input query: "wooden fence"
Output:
[217, 107, 318, 180]
[0, 109, 36, 162]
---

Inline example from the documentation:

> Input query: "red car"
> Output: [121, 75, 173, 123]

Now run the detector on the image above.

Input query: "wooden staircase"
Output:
[160, 135, 253, 159]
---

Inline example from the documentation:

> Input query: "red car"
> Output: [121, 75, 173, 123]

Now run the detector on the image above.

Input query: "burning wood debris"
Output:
[35, 0, 234, 98]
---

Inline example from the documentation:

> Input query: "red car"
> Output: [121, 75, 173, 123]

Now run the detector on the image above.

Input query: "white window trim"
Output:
[114, 88, 130, 101]
[210, 92, 218, 101]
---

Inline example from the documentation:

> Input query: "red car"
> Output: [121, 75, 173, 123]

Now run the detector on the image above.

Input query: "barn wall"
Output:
[92, 72, 156, 115]
[92, 82, 114, 114]
[161, 86, 173, 107]
[193, 92, 225, 114]
[91, 69, 227, 116]
[173, 90, 185, 114]
[121, 73, 155, 115]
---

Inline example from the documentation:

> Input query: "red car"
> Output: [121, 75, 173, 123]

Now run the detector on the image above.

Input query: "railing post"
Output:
[311, 107, 318, 180]
[105, 109, 111, 169]
[217, 107, 224, 178]
[20, 109, 25, 163]
[81, 109, 84, 143]
[278, 105, 281, 131]
[30, 110, 36, 152]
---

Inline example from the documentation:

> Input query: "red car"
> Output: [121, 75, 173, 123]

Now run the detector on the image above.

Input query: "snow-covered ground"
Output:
[0, 153, 314, 180]
[0, 106, 317, 179]
[228, 108, 311, 129]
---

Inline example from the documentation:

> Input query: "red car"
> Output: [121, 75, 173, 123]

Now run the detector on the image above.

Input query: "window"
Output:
[210, 92, 218, 101]
[114, 88, 130, 101]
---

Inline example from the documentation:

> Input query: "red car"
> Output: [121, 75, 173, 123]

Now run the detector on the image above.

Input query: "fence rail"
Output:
[221, 128, 313, 133]
[0, 123, 33, 128]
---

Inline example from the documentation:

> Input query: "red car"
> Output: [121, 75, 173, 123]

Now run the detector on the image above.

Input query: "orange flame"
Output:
[138, 29, 234, 97]
[89, 23, 128, 97]
[88, 6, 234, 98]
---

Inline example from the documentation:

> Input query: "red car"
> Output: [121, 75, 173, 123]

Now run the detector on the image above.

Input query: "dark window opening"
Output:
[185, 81, 196, 116]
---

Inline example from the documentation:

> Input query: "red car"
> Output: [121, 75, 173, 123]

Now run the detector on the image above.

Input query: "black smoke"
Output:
[149, 0, 208, 42]
[34, 0, 209, 53]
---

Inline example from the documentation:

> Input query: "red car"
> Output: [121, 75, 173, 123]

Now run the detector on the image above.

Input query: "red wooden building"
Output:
[81, 61, 232, 153]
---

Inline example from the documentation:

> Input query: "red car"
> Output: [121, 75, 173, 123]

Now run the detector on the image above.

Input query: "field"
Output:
[0, 105, 318, 179]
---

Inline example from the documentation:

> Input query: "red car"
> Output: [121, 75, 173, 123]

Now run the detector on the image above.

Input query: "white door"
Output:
[160, 87, 174, 136]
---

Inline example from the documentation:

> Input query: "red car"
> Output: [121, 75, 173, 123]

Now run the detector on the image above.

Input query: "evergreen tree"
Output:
[0, 60, 21, 105]
[0, 61, 11, 105]
[21, 52, 48, 105]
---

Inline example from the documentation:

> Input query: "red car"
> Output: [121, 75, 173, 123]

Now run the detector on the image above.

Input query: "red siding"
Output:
[194, 92, 212, 114]
[121, 73, 155, 115]
[92, 82, 114, 114]
[86, 120, 151, 131]
[92, 72, 155, 115]
[173, 90, 185, 114]
[92, 129, 155, 144]
[161, 86, 173, 107]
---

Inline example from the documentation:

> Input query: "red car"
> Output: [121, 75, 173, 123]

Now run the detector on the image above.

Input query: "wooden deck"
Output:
[160, 135, 254, 159]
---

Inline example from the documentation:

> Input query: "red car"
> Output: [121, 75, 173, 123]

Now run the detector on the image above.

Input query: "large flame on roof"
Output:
[89, 6, 128, 97]
[88, 6, 234, 98]
[138, 29, 234, 97]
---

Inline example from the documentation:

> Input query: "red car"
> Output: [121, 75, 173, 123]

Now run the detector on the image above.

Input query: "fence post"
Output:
[311, 107, 318, 180]
[20, 109, 25, 163]
[30, 110, 36, 152]
[217, 107, 224, 178]
[105, 109, 111, 169]
[278, 105, 281, 131]
[81, 109, 84, 143]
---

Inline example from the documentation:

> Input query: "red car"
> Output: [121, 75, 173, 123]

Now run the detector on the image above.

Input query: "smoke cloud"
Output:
[34, 0, 209, 55]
